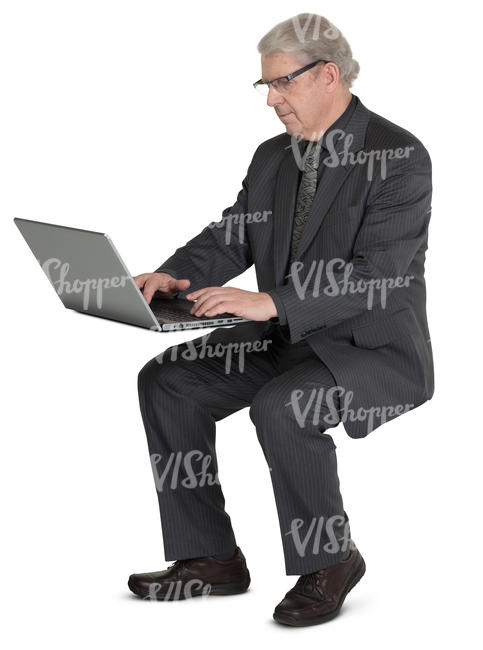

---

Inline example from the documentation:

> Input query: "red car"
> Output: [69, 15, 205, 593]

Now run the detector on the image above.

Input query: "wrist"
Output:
[262, 292, 278, 319]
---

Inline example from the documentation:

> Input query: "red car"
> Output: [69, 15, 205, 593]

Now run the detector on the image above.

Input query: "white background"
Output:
[1, 0, 481, 647]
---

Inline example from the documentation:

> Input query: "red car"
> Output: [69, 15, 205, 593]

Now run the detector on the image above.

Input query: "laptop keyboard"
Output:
[150, 304, 234, 323]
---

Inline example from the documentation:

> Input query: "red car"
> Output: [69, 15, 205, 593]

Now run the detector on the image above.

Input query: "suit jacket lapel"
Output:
[272, 99, 371, 286]
[272, 146, 300, 287]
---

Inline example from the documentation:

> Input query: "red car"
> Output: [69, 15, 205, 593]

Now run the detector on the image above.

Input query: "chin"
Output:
[284, 120, 302, 136]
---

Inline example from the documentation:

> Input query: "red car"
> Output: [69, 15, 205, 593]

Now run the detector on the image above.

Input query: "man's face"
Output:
[260, 52, 328, 139]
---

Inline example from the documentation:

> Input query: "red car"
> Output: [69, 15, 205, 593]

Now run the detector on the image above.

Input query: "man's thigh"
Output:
[138, 328, 282, 421]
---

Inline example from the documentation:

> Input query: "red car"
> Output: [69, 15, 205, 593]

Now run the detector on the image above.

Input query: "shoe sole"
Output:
[273, 559, 366, 627]
[128, 571, 251, 601]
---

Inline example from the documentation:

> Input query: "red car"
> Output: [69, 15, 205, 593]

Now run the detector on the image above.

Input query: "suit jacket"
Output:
[155, 94, 434, 438]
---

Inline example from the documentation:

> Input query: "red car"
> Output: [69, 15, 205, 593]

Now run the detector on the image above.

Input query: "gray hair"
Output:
[257, 13, 360, 88]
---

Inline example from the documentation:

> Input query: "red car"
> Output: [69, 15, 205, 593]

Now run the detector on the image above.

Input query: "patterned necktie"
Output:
[287, 139, 322, 269]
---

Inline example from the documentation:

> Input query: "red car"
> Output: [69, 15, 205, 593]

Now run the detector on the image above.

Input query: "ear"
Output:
[323, 62, 340, 90]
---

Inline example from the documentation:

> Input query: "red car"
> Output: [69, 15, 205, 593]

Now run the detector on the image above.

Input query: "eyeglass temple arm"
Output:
[253, 60, 327, 88]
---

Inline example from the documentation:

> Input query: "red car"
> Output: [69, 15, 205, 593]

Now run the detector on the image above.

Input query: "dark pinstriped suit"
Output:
[137, 94, 433, 574]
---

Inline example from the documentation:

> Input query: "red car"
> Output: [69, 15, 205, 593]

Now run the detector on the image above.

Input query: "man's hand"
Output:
[186, 286, 278, 321]
[133, 272, 191, 304]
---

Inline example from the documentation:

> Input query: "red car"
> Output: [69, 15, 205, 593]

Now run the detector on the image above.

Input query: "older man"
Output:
[128, 13, 433, 626]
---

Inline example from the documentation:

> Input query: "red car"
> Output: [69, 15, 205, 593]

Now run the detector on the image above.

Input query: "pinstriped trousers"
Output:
[137, 323, 352, 575]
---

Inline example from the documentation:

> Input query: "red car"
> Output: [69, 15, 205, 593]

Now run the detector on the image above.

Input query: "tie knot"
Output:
[301, 139, 322, 171]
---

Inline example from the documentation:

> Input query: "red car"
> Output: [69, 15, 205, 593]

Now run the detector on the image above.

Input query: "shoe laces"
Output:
[166, 559, 190, 574]
[293, 572, 325, 598]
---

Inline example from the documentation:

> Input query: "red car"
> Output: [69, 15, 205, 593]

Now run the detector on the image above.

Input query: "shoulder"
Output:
[364, 104, 431, 162]
[251, 132, 292, 163]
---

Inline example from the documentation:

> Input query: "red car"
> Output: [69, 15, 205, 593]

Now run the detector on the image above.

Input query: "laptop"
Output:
[14, 217, 252, 332]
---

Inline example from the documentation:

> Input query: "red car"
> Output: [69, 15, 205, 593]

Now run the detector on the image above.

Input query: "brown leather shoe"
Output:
[273, 541, 366, 626]
[128, 546, 250, 600]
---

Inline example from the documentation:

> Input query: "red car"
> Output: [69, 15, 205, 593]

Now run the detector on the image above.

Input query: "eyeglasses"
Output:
[253, 60, 328, 95]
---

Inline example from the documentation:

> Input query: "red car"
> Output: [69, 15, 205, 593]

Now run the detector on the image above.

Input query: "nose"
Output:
[266, 85, 284, 108]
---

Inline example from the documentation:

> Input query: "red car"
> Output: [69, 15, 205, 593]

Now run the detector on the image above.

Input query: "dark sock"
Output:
[212, 548, 237, 561]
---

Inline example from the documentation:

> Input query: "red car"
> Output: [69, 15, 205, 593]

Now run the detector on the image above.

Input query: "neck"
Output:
[305, 90, 352, 140]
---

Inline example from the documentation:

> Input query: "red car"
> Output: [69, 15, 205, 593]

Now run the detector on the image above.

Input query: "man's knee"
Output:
[249, 383, 285, 430]
[138, 357, 157, 394]
[137, 351, 184, 396]
[249, 379, 340, 448]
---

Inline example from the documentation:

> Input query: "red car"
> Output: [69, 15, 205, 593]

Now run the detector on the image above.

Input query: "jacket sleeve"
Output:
[153, 164, 255, 298]
[268, 142, 432, 343]
[266, 288, 288, 325]
[154, 267, 179, 279]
